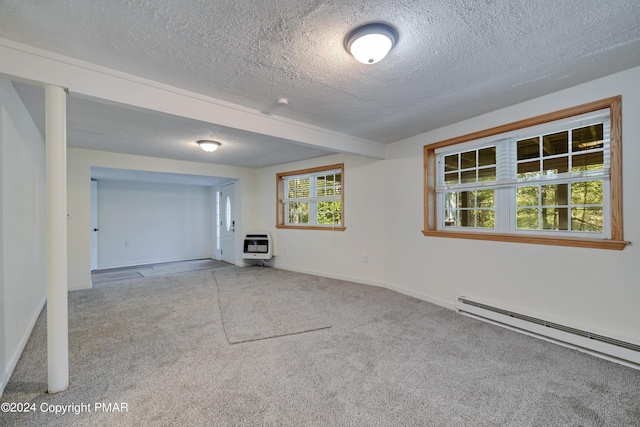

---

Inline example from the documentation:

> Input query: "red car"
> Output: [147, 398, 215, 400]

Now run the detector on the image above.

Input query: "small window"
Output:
[276, 164, 345, 231]
[423, 96, 628, 250]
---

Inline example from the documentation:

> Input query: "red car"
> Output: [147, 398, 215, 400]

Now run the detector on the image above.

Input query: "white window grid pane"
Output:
[435, 112, 610, 237]
[514, 122, 608, 179]
[514, 180, 605, 232]
[437, 146, 497, 188]
[283, 169, 343, 226]
[287, 201, 310, 224]
[439, 190, 496, 230]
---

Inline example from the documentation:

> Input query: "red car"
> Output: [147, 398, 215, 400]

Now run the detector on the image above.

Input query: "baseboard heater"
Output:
[456, 296, 640, 368]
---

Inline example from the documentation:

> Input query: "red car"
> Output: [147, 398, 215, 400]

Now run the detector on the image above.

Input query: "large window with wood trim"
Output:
[276, 164, 345, 230]
[423, 96, 627, 250]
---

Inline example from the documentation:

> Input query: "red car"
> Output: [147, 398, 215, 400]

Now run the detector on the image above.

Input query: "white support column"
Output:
[45, 84, 69, 394]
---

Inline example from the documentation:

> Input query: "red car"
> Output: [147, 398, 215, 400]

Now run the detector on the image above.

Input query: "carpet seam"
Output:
[211, 270, 234, 345]
[212, 269, 334, 345]
[225, 325, 332, 345]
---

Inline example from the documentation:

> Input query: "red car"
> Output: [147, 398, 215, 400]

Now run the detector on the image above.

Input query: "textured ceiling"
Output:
[1, 0, 640, 166]
[13, 82, 336, 168]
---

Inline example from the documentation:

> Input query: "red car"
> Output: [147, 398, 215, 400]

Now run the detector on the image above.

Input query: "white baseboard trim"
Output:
[1, 295, 46, 397]
[383, 282, 455, 311]
[273, 264, 455, 311]
[274, 264, 388, 289]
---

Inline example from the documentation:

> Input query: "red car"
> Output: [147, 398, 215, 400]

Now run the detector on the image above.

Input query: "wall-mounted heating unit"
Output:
[456, 296, 640, 369]
[242, 231, 273, 260]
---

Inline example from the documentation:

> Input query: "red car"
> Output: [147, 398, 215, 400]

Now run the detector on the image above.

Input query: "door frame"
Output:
[90, 179, 98, 271]
[220, 182, 236, 264]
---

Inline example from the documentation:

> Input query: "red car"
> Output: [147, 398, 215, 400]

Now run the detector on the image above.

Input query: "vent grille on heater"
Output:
[242, 231, 273, 260]
[457, 297, 640, 354]
[247, 244, 268, 253]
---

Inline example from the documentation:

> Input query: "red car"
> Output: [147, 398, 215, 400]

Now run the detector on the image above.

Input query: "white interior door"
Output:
[90, 179, 98, 270]
[220, 182, 235, 264]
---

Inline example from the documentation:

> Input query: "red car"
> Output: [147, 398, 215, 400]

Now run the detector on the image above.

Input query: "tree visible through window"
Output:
[276, 164, 345, 230]
[423, 96, 628, 250]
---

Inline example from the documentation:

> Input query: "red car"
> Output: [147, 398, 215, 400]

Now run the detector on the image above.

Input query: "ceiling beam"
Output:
[0, 38, 385, 159]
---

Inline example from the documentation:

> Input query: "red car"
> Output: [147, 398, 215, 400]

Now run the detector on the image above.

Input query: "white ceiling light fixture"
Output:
[197, 140, 221, 152]
[345, 23, 398, 65]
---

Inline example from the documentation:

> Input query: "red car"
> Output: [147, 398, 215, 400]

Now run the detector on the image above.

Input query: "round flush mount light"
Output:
[197, 140, 221, 152]
[345, 23, 398, 64]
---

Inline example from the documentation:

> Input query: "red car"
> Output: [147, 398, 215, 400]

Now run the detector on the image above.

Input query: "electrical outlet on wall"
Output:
[362, 254, 368, 263]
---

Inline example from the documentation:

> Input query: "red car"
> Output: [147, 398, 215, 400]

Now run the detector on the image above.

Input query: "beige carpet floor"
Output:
[214, 267, 332, 343]
[2, 265, 639, 426]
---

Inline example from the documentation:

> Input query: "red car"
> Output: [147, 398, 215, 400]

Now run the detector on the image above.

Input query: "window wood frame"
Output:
[276, 163, 345, 231]
[423, 96, 628, 250]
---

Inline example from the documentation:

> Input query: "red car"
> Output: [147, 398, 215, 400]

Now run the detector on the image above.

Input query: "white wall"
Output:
[384, 66, 640, 343]
[97, 181, 213, 269]
[256, 154, 387, 287]
[68, 148, 258, 290]
[0, 79, 46, 394]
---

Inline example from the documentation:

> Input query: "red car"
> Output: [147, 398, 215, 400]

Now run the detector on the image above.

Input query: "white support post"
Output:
[45, 84, 69, 394]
